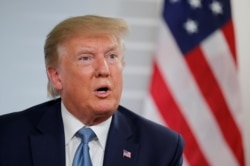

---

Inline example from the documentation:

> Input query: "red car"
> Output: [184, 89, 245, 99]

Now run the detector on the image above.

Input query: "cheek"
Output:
[113, 69, 123, 90]
[61, 63, 92, 80]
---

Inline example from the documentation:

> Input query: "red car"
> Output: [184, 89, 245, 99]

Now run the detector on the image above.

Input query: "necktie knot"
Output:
[73, 127, 96, 166]
[76, 127, 96, 144]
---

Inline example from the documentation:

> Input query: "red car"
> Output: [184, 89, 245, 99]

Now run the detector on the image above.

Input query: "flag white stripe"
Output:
[201, 31, 243, 128]
[182, 156, 190, 166]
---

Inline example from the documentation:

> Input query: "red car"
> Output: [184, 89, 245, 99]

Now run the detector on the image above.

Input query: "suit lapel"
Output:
[29, 99, 65, 166]
[103, 107, 139, 166]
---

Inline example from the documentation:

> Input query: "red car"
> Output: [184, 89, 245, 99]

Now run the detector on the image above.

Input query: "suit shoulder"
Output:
[0, 98, 61, 126]
[118, 105, 182, 140]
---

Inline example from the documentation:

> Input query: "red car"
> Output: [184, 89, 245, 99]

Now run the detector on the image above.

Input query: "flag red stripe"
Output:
[150, 61, 210, 166]
[185, 47, 245, 166]
[222, 21, 237, 65]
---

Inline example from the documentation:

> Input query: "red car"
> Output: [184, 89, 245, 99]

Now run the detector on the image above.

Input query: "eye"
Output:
[106, 53, 119, 60]
[108, 54, 117, 59]
[77, 55, 94, 65]
[105, 54, 119, 64]
[79, 55, 92, 61]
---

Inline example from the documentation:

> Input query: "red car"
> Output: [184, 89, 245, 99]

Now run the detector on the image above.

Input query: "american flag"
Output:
[123, 149, 132, 159]
[143, 0, 245, 165]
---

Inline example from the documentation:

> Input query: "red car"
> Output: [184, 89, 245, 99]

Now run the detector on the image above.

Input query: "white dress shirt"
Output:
[61, 102, 112, 166]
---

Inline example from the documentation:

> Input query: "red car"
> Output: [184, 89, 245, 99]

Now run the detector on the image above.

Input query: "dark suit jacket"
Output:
[0, 98, 184, 166]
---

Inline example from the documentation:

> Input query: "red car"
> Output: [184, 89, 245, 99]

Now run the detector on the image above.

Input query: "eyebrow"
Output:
[104, 44, 119, 54]
[75, 44, 120, 56]
[80, 45, 118, 52]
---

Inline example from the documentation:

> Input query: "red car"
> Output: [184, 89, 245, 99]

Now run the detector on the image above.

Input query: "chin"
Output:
[95, 106, 116, 113]
[94, 103, 118, 114]
[96, 99, 118, 108]
[92, 107, 115, 122]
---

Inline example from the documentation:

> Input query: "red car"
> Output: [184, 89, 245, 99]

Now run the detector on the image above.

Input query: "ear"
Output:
[47, 67, 63, 91]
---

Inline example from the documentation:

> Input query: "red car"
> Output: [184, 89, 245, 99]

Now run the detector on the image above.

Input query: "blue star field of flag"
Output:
[163, 0, 232, 54]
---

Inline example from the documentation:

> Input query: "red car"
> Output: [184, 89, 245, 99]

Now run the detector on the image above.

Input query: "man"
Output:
[0, 15, 184, 166]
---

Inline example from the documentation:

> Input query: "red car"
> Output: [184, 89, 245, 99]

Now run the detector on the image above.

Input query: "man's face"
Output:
[49, 33, 124, 124]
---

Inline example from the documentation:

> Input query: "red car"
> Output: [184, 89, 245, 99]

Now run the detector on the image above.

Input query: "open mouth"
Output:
[97, 87, 109, 92]
[96, 86, 110, 93]
[95, 85, 111, 98]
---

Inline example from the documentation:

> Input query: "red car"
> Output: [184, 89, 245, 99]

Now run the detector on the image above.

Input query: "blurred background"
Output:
[0, 0, 249, 165]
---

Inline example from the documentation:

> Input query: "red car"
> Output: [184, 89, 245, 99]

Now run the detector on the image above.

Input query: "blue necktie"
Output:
[73, 128, 96, 166]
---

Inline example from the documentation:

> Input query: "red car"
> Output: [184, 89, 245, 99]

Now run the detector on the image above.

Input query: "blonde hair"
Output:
[44, 15, 129, 98]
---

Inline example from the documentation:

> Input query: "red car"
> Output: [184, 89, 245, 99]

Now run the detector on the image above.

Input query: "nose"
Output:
[94, 56, 110, 78]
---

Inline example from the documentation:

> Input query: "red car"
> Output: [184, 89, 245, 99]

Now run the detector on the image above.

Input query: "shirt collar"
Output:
[61, 101, 112, 149]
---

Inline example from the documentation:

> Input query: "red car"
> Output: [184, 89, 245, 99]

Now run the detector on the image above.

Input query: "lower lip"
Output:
[94, 90, 111, 98]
